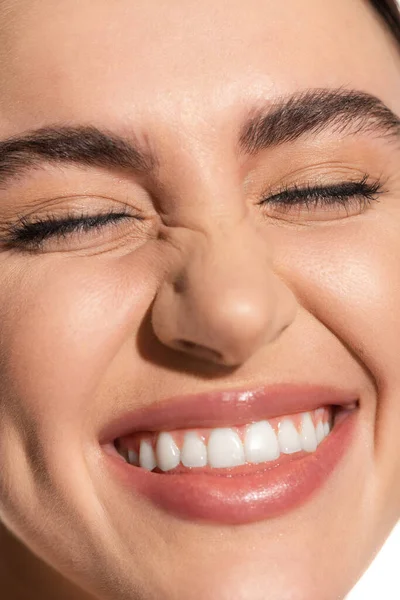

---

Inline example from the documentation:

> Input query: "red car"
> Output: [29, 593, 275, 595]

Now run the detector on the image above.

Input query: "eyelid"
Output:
[256, 175, 384, 223]
[258, 175, 383, 204]
[0, 208, 146, 253]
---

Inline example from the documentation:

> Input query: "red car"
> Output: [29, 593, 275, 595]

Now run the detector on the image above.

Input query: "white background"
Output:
[347, 522, 400, 598]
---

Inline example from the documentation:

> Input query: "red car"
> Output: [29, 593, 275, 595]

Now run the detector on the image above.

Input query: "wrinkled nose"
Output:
[151, 227, 297, 367]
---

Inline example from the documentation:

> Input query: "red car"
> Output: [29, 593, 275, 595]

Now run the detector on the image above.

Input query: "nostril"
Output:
[176, 339, 224, 363]
[178, 340, 196, 350]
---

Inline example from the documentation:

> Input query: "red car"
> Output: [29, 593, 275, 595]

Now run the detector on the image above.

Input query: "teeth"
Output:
[315, 420, 325, 444]
[128, 449, 139, 466]
[156, 432, 180, 472]
[300, 412, 318, 452]
[181, 432, 207, 467]
[278, 419, 302, 454]
[244, 420, 280, 463]
[119, 406, 335, 471]
[139, 439, 157, 471]
[208, 428, 245, 468]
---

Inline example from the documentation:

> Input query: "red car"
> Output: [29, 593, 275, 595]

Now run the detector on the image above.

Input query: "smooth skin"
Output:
[0, 0, 400, 598]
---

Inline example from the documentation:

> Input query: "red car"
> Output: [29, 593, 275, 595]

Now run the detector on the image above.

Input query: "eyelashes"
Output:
[2, 207, 142, 252]
[8, 207, 137, 246]
[258, 174, 383, 213]
[0, 175, 384, 252]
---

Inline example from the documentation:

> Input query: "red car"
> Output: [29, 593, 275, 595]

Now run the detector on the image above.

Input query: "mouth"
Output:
[100, 384, 359, 525]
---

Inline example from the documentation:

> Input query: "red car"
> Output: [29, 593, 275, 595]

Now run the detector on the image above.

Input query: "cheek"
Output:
[0, 247, 165, 570]
[278, 220, 400, 386]
[0, 248, 162, 433]
[278, 218, 400, 503]
[0, 252, 164, 581]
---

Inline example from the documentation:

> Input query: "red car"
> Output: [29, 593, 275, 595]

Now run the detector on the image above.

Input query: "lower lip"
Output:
[102, 408, 357, 525]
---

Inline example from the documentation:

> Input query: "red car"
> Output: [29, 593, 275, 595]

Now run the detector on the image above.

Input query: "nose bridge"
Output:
[151, 220, 298, 367]
[189, 221, 273, 307]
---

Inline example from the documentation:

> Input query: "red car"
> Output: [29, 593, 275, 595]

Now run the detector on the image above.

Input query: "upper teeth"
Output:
[117, 407, 332, 472]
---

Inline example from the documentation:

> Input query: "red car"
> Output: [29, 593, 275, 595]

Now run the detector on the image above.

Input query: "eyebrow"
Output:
[239, 88, 400, 154]
[0, 89, 398, 188]
[0, 125, 157, 186]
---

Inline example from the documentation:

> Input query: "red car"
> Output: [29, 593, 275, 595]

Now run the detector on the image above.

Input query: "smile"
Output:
[100, 384, 359, 524]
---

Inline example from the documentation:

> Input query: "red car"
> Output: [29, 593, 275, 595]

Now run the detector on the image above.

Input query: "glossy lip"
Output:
[99, 384, 359, 524]
[103, 407, 357, 524]
[99, 383, 358, 443]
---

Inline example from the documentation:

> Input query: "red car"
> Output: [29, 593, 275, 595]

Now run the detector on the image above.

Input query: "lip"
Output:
[100, 384, 359, 525]
[103, 407, 357, 524]
[99, 383, 358, 443]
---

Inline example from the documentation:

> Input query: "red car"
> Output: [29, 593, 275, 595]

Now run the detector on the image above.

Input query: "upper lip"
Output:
[99, 383, 358, 444]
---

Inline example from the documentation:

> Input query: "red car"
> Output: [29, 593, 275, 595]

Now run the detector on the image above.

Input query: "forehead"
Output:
[0, 0, 399, 137]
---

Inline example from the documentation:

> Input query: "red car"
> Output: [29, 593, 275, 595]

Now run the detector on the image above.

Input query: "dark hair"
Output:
[371, 0, 400, 43]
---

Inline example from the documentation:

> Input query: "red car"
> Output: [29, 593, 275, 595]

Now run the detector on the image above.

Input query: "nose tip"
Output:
[151, 233, 297, 367]
[169, 293, 283, 366]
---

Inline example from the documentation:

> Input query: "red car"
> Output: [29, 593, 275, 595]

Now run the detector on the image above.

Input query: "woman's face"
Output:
[0, 0, 400, 598]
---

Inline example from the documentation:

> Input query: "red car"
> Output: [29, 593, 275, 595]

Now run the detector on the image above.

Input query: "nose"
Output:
[151, 224, 298, 367]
